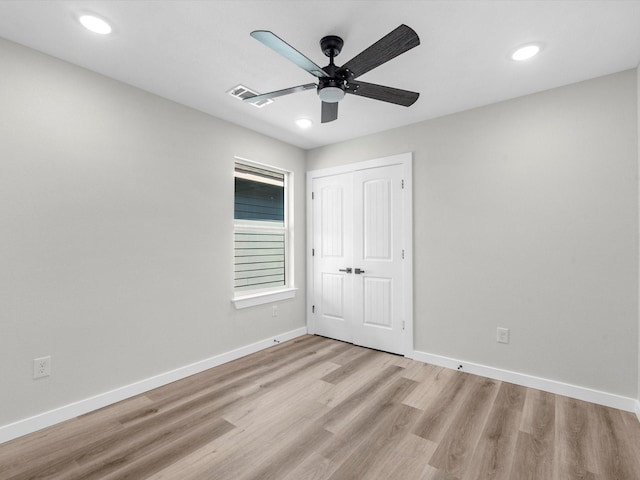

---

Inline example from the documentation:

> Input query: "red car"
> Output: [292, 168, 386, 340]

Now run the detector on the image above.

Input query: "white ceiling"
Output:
[1, 1, 639, 150]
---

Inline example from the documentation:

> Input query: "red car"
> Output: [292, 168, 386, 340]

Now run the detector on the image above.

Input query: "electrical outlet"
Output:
[272, 305, 278, 317]
[497, 327, 510, 344]
[33, 356, 51, 379]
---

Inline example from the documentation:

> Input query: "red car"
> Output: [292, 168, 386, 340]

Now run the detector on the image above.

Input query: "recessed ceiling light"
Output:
[79, 15, 112, 35]
[295, 118, 313, 129]
[511, 44, 541, 61]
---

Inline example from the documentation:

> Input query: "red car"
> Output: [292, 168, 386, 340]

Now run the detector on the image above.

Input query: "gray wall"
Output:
[0, 38, 306, 426]
[307, 70, 639, 398]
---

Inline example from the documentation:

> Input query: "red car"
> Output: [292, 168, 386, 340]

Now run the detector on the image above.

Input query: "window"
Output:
[233, 160, 295, 307]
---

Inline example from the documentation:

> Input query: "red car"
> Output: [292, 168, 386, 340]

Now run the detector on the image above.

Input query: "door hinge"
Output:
[402, 320, 405, 330]
[402, 249, 405, 259]
[312, 305, 315, 313]
[401, 179, 405, 189]
[312, 248, 315, 257]
[312, 191, 314, 200]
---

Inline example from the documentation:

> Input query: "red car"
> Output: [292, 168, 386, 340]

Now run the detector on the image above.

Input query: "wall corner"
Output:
[637, 63, 640, 409]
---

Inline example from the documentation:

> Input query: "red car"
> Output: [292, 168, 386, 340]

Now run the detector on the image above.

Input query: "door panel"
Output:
[363, 178, 392, 260]
[363, 277, 392, 327]
[320, 185, 345, 257]
[321, 273, 345, 319]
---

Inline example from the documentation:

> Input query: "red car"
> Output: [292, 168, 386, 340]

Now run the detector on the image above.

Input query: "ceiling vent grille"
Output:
[227, 84, 274, 108]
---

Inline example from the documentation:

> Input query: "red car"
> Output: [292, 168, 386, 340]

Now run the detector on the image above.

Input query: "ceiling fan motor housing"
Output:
[320, 35, 344, 58]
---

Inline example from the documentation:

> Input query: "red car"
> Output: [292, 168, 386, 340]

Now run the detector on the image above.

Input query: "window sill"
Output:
[232, 287, 298, 309]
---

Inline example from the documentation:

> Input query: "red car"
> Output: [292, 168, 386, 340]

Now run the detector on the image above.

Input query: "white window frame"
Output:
[232, 157, 296, 309]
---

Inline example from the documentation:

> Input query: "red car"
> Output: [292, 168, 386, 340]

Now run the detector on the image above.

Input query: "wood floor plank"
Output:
[369, 433, 438, 480]
[619, 409, 640, 474]
[463, 382, 526, 480]
[320, 376, 417, 465]
[281, 453, 338, 480]
[422, 465, 461, 479]
[202, 403, 329, 479]
[218, 341, 344, 427]
[145, 334, 327, 404]
[327, 404, 422, 480]
[149, 393, 330, 480]
[0, 414, 122, 479]
[318, 339, 367, 366]
[10, 386, 240, 480]
[237, 424, 333, 480]
[0, 394, 158, 478]
[96, 417, 235, 480]
[320, 348, 382, 384]
[427, 376, 500, 478]
[318, 364, 405, 433]
[508, 389, 555, 480]
[402, 363, 453, 410]
[315, 350, 399, 410]
[589, 403, 640, 479]
[2, 335, 639, 480]
[155, 358, 337, 480]
[519, 388, 556, 437]
[510, 432, 550, 480]
[221, 359, 335, 428]
[411, 371, 478, 442]
[401, 360, 443, 383]
[554, 395, 598, 480]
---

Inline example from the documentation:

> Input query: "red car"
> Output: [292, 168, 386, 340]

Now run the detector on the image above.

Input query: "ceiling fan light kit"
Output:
[243, 25, 420, 123]
[317, 86, 345, 103]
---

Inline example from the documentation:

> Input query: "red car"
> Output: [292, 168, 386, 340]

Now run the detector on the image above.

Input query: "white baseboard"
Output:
[412, 350, 637, 413]
[0, 326, 307, 445]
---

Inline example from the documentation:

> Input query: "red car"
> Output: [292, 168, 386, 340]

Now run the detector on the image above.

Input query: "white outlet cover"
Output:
[497, 328, 510, 344]
[33, 356, 51, 379]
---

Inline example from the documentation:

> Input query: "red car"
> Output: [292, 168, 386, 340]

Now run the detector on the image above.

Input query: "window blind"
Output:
[234, 162, 287, 292]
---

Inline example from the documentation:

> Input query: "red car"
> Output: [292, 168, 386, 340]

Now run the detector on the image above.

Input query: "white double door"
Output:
[309, 157, 411, 355]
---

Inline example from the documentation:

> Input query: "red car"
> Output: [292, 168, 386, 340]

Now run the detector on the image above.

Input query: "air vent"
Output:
[227, 84, 274, 108]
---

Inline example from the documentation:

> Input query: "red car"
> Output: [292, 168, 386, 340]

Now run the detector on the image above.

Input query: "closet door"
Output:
[352, 164, 405, 354]
[311, 162, 407, 355]
[312, 172, 354, 343]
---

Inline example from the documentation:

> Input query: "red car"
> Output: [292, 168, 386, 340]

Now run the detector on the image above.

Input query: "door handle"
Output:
[354, 268, 365, 274]
[339, 268, 352, 273]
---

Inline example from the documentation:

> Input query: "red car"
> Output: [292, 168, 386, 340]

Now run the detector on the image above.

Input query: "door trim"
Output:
[306, 152, 413, 356]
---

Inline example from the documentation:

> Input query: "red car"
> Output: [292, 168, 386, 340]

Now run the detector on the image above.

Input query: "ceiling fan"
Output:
[243, 24, 420, 123]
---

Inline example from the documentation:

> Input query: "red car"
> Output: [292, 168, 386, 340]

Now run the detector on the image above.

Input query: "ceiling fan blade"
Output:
[251, 31, 329, 78]
[321, 101, 338, 123]
[243, 83, 316, 103]
[339, 24, 419, 80]
[346, 81, 419, 106]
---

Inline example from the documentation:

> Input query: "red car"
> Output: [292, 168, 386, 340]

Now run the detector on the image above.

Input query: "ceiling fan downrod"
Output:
[318, 35, 346, 103]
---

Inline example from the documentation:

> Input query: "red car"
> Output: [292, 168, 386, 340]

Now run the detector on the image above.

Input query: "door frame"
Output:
[306, 152, 414, 356]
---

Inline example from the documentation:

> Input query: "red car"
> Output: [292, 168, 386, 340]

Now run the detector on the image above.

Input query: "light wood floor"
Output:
[2, 335, 640, 480]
